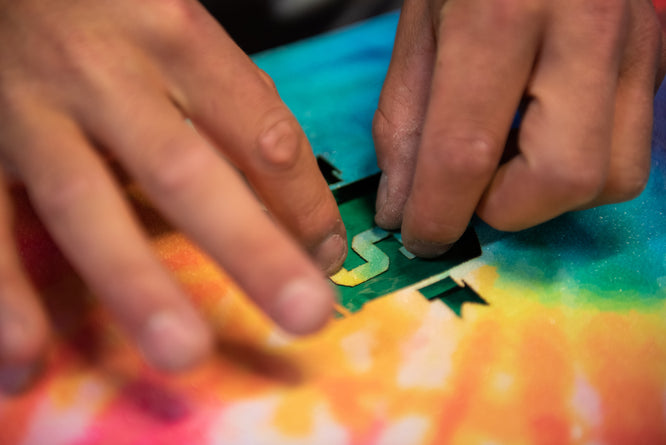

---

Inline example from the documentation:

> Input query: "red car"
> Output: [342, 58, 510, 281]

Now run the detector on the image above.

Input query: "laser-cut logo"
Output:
[321, 166, 487, 315]
[330, 227, 414, 287]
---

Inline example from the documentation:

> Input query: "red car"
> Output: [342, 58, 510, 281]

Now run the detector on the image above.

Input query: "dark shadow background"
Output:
[200, 0, 402, 53]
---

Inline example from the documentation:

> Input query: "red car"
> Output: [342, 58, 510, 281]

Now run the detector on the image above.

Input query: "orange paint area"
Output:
[1, 234, 664, 444]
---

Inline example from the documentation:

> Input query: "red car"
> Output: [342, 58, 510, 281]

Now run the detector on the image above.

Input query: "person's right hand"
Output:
[0, 0, 346, 393]
[373, 0, 665, 257]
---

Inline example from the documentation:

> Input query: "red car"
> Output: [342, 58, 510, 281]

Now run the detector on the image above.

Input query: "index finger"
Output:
[158, 5, 347, 274]
[401, 0, 543, 256]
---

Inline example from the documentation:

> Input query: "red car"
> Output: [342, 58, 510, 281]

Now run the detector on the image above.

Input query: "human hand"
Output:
[0, 0, 346, 393]
[374, 0, 666, 256]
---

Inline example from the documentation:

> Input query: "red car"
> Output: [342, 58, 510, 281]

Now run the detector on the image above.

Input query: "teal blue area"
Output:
[475, 144, 666, 305]
[253, 12, 666, 309]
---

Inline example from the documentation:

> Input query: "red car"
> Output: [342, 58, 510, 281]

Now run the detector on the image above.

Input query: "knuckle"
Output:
[255, 109, 303, 172]
[485, 0, 544, 28]
[438, 0, 544, 33]
[141, 140, 210, 195]
[43, 21, 112, 78]
[372, 107, 420, 158]
[257, 69, 278, 92]
[131, 0, 206, 53]
[31, 169, 98, 220]
[605, 164, 650, 202]
[47, 33, 123, 96]
[144, 0, 199, 35]
[540, 161, 606, 203]
[431, 132, 500, 180]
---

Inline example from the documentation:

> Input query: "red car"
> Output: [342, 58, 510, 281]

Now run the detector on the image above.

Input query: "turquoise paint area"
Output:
[253, 12, 666, 308]
[477, 107, 666, 305]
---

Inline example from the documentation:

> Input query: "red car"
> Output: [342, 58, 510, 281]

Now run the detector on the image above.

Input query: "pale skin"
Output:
[0, 0, 347, 392]
[1, 0, 664, 393]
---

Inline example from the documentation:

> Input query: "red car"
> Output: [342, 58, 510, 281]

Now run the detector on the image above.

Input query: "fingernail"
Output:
[139, 311, 211, 372]
[375, 173, 403, 230]
[0, 315, 28, 356]
[404, 239, 453, 259]
[272, 278, 335, 336]
[0, 364, 38, 394]
[375, 172, 389, 215]
[312, 232, 347, 275]
[0, 317, 41, 394]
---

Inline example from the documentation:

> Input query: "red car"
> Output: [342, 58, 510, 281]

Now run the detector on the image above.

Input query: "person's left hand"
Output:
[0, 0, 346, 394]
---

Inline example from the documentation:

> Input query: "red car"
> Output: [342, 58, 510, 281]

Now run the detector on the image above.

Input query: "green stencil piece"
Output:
[419, 278, 488, 317]
[330, 226, 391, 287]
[418, 277, 460, 300]
[329, 174, 482, 313]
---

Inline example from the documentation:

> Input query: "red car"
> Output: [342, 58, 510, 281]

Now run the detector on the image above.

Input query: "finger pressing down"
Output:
[83, 81, 337, 337]
[159, 10, 347, 276]
[372, 0, 437, 230]
[5, 102, 213, 373]
[401, 0, 544, 256]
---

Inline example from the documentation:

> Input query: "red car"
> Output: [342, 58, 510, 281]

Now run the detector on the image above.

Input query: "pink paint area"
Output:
[72, 376, 222, 445]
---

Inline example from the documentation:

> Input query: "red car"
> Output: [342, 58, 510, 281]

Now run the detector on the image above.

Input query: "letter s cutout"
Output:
[330, 227, 390, 287]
